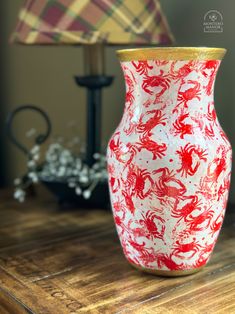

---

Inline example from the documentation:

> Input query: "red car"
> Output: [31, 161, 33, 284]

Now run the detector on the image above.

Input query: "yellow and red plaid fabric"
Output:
[11, 0, 174, 45]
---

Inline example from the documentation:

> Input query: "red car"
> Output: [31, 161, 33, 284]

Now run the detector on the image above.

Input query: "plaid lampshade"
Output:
[11, 0, 174, 45]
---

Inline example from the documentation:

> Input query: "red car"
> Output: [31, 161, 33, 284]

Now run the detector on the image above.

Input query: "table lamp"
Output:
[11, 0, 174, 207]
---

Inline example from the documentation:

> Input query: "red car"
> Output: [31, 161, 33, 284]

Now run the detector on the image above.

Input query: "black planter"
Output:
[41, 179, 110, 209]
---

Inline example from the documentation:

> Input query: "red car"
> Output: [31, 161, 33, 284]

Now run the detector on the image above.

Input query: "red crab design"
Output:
[205, 124, 215, 139]
[143, 99, 152, 108]
[109, 132, 126, 164]
[124, 73, 135, 108]
[201, 60, 218, 77]
[108, 164, 121, 194]
[172, 238, 202, 259]
[199, 242, 215, 257]
[174, 80, 201, 112]
[124, 143, 140, 166]
[201, 60, 219, 96]
[217, 174, 231, 201]
[113, 210, 127, 235]
[124, 165, 153, 199]
[155, 60, 169, 67]
[136, 135, 167, 160]
[172, 195, 202, 222]
[138, 248, 157, 266]
[191, 112, 204, 132]
[122, 190, 135, 214]
[109, 176, 120, 194]
[185, 206, 214, 232]
[112, 196, 126, 213]
[109, 139, 139, 169]
[142, 70, 171, 99]
[127, 238, 146, 252]
[152, 167, 187, 206]
[128, 238, 156, 267]
[192, 254, 209, 268]
[203, 60, 219, 96]
[123, 106, 136, 135]
[220, 130, 230, 144]
[210, 212, 224, 237]
[132, 60, 153, 75]
[170, 61, 195, 81]
[139, 211, 165, 241]
[206, 145, 228, 185]
[176, 143, 208, 177]
[173, 112, 194, 139]
[192, 241, 215, 268]
[206, 102, 217, 125]
[137, 108, 167, 136]
[196, 176, 217, 201]
[156, 253, 184, 270]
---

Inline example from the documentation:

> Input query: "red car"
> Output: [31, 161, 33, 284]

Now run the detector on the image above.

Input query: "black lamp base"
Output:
[74, 75, 113, 166]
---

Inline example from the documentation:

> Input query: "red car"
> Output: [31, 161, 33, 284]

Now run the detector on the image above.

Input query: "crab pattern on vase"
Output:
[107, 58, 232, 272]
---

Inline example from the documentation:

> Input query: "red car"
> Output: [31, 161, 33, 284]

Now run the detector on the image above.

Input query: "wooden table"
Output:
[0, 189, 234, 314]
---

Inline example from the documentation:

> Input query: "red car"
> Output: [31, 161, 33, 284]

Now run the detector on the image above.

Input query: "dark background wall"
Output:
[0, 1, 7, 187]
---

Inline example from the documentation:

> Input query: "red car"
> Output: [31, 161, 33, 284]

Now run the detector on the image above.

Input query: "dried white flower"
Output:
[75, 160, 82, 170]
[58, 166, 66, 177]
[26, 128, 36, 138]
[31, 145, 40, 155]
[28, 172, 39, 183]
[68, 181, 76, 188]
[14, 188, 26, 201]
[75, 187, 82, 195]
[33, 154, 40, 161]
[27, 160, 36, 168]
[14, 178, 21, 185]
[79, 176, 89, 184]
[93, 153, 100, 159]
[83, 190, 91, 199]
[18, 196, 25, 203]
[72, 169, 79, 175]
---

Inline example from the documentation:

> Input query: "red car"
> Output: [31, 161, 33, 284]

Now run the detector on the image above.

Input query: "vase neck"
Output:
[121, 60, 221, 114]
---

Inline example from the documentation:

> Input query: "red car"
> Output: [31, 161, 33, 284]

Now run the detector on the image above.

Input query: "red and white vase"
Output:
[107, 47, 232, 276]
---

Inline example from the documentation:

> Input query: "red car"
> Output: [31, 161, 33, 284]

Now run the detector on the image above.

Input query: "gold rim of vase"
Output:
[117, 47, 227, 61]
[130, 262, 204, 277]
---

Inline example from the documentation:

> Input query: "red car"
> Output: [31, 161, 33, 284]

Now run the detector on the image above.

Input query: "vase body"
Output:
[107, 48, 232, 276]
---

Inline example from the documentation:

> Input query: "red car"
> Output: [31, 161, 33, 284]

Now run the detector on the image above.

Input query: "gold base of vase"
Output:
[130, 262, 204, 277]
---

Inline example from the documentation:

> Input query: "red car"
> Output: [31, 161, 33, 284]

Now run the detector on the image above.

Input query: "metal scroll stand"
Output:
[6, 105, 52, 157]
[6, 105, 52, 197]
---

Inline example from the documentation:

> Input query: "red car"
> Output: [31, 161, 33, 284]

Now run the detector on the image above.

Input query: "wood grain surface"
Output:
[0, 188, 234, 314]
